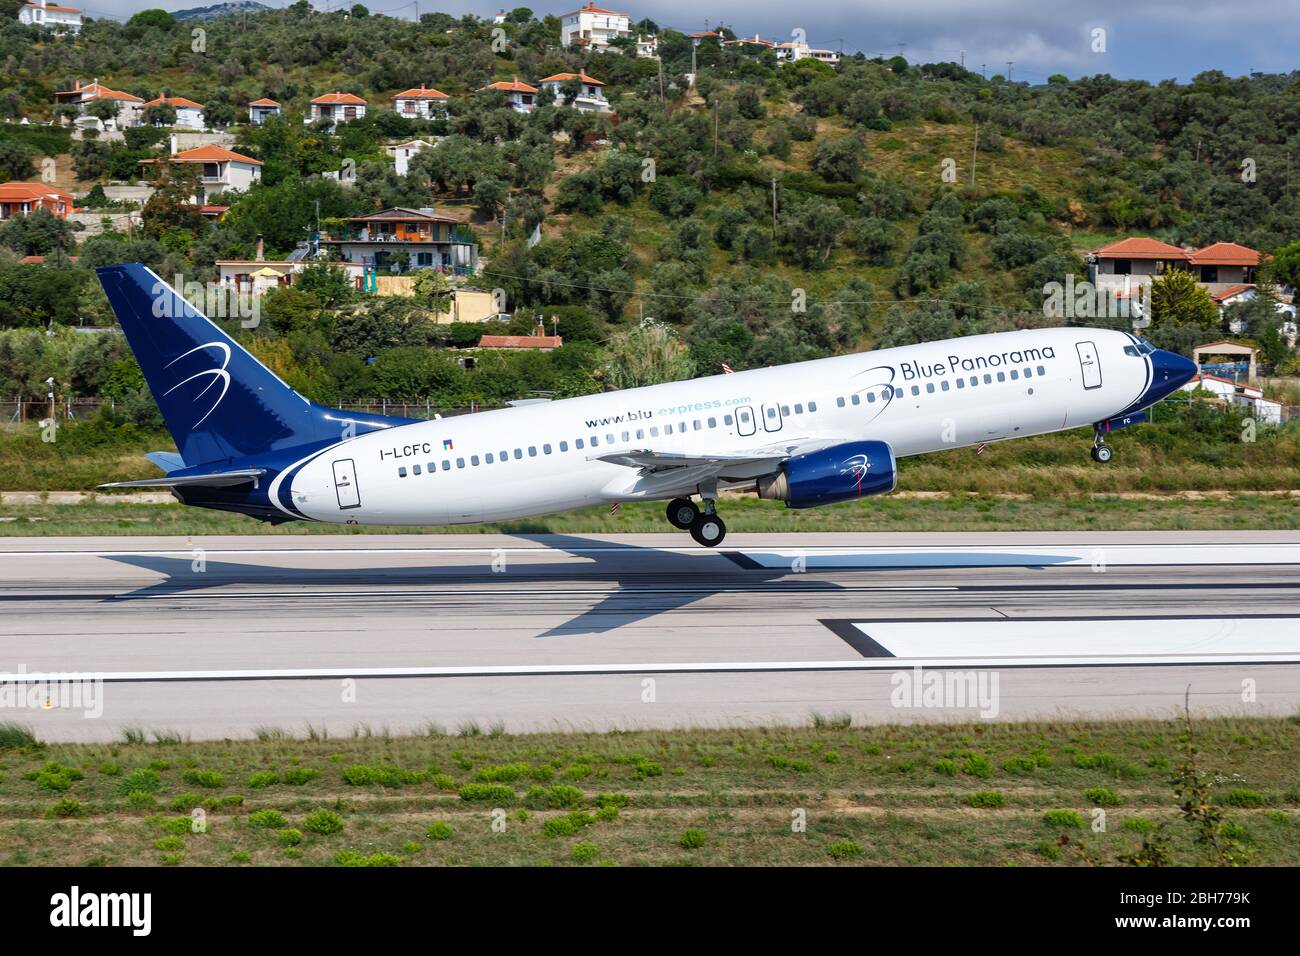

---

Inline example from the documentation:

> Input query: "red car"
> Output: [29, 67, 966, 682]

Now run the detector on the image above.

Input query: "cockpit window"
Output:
[1124, 345, 1140, 357]
[1135, 339, 1155, 354]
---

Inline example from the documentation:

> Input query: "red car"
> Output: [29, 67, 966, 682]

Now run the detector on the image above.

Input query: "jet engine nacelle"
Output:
[756, 440, 897, 509]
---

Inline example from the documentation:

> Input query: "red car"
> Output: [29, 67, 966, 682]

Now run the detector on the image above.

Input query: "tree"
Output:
[0, 140, 35, 182]
[412, 269, 451, 319]
[295, 264, 353, 307]
[602, 320, 694, 389]
[141, 165, 205, 240]
[812, 135, 867, 183]
[1149, 270, 1218, 329]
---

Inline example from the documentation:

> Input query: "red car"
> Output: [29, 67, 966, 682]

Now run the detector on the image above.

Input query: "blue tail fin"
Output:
[98, 263, 413, 466]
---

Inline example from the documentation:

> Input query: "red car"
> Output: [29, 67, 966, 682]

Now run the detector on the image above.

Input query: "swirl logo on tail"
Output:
[164, 342, 231, 428]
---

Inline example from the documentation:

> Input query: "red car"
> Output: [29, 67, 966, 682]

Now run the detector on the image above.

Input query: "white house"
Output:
[775, 40, 840, 64]
[560, 3, 629, 50]
[539, 71, 611, 112]
[248, 98, 281, 126]
[142, 95, 206, 131]
[481, 78, 539, 114]
[387, 139, 436, 177]
[392, 87, 449, 120]
[54, 80, 143, 131]
[1181, 374, 1283, 424]
[307, 92, 367, 128]
[18, 0, 81, 32]
[143, 144, 263, 203]
[493, 8, 507, 23]
[635, 34, 658, 58]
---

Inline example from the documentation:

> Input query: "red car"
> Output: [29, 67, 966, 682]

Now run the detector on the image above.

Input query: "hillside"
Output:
[0, 8, 1298, 414]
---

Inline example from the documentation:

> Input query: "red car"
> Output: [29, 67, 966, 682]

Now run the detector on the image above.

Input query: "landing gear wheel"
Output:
[1092, 444, 1113, 463]
[690, 512, 727, 547]
[666, 497, 699, 530]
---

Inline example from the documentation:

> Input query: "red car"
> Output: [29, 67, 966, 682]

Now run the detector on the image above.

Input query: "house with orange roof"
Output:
[307, 92, 367, 129]
[482, 78, 539, 113]
[248, 98, 281, 126]
[54, 79, 144, 131]
[140, 144, 263, 203]
[539, 70, 611, 112]
[18, 0, 81, 33]
[393, 87, 449, 120]
[142, 95, 207, 131]
[1187, 241, 1260, 285]
[0, 182, 75, 221]
[560, 3, 629, 50]
[320, 207, 479, 277]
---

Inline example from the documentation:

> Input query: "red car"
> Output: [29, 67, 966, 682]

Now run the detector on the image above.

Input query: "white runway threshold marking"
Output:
[2, 618, 1298, 684]
[736, 543, 1300, 569]
[841, 617, 1300, 667]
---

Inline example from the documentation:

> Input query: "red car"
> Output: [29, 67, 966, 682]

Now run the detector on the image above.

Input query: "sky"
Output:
[76, 0, 1299, 84]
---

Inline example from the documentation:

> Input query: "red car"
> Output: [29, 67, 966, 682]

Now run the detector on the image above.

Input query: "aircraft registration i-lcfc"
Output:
[97, 264, 1197, 547]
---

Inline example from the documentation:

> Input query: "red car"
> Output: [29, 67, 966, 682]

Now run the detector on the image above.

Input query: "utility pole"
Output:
[970, 122, 978, 186]
[959, 51, 964, 69]
[771, 177, 778, 238]
[1005, 61, 1013, 82]
[713, 99, 718, 158]
[981, 63, 986, 80]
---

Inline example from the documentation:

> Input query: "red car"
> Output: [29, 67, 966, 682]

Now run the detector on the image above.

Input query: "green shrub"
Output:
[45, 798, 85, 818]
[160, 816, 194, 835]
[279, 828, 303, 847]
[961, 755, 994, 778]
[429, 773, 456, 790]
[1123, 817, 1156, 833]
[117, 768, 162, 795]
[967, 790, 1006, 808]
[282, 768, 319, 785]
[458, 783, 514, 803]
[426, 821, 453, 841]
[0, 723, 36, 750]
[248, 771, 278, 789]
[248, 809, 286, 829]
[679, 828, 707, 850]
[1085, 787, 1122, 807]
[303, 809, 345, 834]
[167, 793, 203, 811]
[933, 759, 958, 777]
[124, 791, 156, 810]
[1221, 788, 1266, 808]
[526, 784, 586, 809]
[543, 812, 593, 837]
[571, 841, 599, 863]
[1043, 809, 1086, 829]
[154, 836, 184, 851]
[562, 764, 593, 781]
[827, 839, 863, 859]
[340, 764, 424, 787]
[473, 762, 532, 783]
[596, 793, 629, 810]
[30, 761, 84, 792]
[634, 761, 663, 778]
[335, 850, 401, 867]
[181, 769, 225, 789]
[1037, 839, 1062, 860]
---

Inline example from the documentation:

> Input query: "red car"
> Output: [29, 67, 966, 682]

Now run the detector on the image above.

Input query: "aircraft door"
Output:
[332, 458, 361, 510]
[736, 405, 756, 436]
[1076, 341, 1102, 390]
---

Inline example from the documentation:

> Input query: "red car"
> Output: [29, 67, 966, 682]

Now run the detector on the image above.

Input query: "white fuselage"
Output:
[271, 327, 1151, 525]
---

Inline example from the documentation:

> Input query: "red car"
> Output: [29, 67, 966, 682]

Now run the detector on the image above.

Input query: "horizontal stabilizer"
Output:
[144, 451, 186, 473]
[99, 468, 266, 490]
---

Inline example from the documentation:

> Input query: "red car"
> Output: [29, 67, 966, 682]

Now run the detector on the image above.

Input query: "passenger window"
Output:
[925, 383, 935, 394]
[543, 444, 552, 454]
[836, 397, 845, 407]
[650, 427, 659, 437]
[969, 376, 978, 387]
[780, 405, 790, 416]
[707, 417, 716, 428]
[794, 404, 803, 414]
[514, 449, 523, 459]
[576, 438, 585, 449]
[471, 455, 479, 466]
[635, 430, 644, 440]
[867, 392, 876, 403]
[996, 372, 1006, 382]
[486, 453, 494, 464]
[413, 464, 421, 475]
[894, 387, 904, 398]
[911, 385, 920, 396]
[590, 436, 598, 447]
[1023, 367, 1032, 378]
[620, 432, 629, 442]
[456, 458, 465, 468]
[606, 434, 614, 444]
[664, 424, 673, 435]
[941, 380, 950, 391]
[528, 446, 537, 457]
[766, 408, 776, 418]
[428, 462, 435, 472]
[956, 378, 965, 389]
[1037, 365, 1046, 375]
[398, 466, 407, 477]
[1010, 370, 1018, 380]
[808, 401, 817, 412]
[693, 420, 701, 430]
[442, 459, 451, 470]
[559, 441, 568, 452]
[983, 374, 992, 384]
[851, 395, 860, 405]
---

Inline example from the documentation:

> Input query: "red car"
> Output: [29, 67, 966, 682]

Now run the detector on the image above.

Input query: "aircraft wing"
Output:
[592, 449, 786, 476]
[98, 468, 267, 490]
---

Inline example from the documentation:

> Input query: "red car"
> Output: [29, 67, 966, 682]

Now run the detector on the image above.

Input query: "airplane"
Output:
[97, 263, 1198, 547]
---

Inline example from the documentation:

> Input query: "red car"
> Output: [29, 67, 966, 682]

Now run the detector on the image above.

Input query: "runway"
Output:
[2, 531, 1299, 741]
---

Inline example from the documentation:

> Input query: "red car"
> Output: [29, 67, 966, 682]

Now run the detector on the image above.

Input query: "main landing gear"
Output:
[665, 495, 728, 547]
[1091, 427, 1114, 463]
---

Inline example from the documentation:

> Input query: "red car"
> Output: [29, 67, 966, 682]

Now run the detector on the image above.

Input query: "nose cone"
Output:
[1152, 349, 1198, 396]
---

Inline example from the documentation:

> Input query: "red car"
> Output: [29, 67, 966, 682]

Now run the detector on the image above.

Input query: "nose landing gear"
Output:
[1091, 428, 1114, 463]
